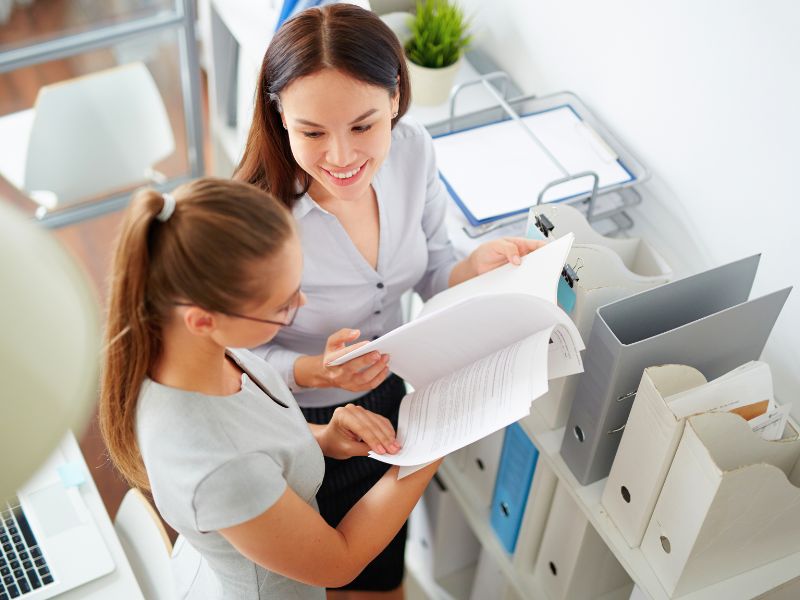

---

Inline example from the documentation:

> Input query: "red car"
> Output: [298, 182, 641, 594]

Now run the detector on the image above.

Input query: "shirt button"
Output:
[371, 335, 378, 340]
[374, 310, 381, 315]
[376, 282, 384, 289]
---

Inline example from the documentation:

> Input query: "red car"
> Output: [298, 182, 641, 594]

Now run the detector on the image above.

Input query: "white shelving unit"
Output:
[432, 406, 800, 600]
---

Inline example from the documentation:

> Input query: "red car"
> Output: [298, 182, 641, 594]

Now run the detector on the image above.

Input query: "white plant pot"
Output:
[407, 58, 461, 107]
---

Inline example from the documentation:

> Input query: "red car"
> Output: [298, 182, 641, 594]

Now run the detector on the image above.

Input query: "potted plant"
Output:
[404, 0, 472, 106]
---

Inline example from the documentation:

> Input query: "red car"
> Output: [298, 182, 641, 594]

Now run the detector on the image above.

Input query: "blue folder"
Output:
[490, 423, 540, 553]
[434, 104, 637, 226]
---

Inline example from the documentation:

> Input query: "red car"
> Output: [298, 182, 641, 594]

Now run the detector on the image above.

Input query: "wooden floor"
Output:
[0, 0, 212, 538]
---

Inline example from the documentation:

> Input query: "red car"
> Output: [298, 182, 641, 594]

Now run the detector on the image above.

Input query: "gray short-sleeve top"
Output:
[136, 348, 326, 599]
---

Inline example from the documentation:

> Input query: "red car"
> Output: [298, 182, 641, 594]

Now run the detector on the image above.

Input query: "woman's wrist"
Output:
[293, 354, 331, 389]
[308, 423, 331, 454]
[448, 256, 479, 287]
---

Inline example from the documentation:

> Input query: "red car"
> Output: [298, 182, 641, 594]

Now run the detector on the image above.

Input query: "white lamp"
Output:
[0, 202, 101, 499]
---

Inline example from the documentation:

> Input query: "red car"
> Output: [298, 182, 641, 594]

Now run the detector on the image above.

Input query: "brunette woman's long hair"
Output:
[99, 178, 294, 490]
[234, 3, 410, 208]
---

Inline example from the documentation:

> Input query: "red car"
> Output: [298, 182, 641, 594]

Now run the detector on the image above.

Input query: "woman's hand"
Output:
[293, 328, 390, 392]
[314, 404, 401, 459]
[449, 237, 547, 286]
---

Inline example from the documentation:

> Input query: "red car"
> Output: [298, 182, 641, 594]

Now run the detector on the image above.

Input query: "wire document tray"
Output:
[426, 74, 648, 238]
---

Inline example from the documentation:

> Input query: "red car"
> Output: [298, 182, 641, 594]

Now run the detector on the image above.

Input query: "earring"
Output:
[392, 111, 398, 118]
[282, 122, 287, 129]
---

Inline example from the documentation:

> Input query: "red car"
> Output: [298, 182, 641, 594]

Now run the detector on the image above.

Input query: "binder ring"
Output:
[617, 390, 637, 403]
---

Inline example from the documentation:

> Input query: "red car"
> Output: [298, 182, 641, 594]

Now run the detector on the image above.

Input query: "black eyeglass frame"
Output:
[174, 289, 301, 327]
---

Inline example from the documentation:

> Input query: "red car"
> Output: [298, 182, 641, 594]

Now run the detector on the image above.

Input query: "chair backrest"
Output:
[114, 488, 175, 600]
[171, 533, 216, 598]
[24, 61, 175, 206]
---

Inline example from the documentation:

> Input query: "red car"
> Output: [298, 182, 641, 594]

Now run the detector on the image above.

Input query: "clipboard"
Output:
[427, 87, 648, 236]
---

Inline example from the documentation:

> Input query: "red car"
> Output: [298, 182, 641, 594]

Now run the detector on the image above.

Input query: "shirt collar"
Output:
[292, 192, 330, 220]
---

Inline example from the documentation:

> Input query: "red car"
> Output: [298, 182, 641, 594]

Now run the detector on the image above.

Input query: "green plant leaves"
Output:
[405, 0, 472, 69]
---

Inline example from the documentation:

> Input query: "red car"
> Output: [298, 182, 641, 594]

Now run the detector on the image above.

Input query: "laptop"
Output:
[1, 442, 114, 599]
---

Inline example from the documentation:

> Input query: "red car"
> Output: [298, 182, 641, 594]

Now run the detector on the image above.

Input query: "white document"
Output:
[330, 234, 582, 386]
[433, 106, 634, 223]
[749, 403, 793, 441]
[378, 331, 551, 466]
[329, 234, 585, 474]
[666, 360, 774, 419]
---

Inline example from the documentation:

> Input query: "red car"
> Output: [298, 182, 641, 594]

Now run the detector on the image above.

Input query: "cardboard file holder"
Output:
[641, 411, 800, 596]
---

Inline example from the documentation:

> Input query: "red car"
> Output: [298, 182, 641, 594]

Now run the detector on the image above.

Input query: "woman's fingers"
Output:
[335, 405, 399, 454]
[508, 236, 546, 255]
[360, 363, 390, 392]
[325, 340, 370, 364]
[324, 328, 360, 352]
[341, 351, 387, 373]
[492, 237, 546, 268]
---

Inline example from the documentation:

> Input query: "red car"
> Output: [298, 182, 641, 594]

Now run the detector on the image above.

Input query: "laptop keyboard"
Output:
[0, 498, 54, 599]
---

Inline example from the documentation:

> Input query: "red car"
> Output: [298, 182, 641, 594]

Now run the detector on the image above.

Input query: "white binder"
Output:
[534, 482, 633, 600]
[603, 361, 775, 548]
[525, 204, 672, 429]
[641, 411, 800, 596]
[527, 203, 671, 278]
[511, 460, 558, 589]
[412, 474, 481, 582]
[452, 429, 506, 511]
[469, 547, 512, 600]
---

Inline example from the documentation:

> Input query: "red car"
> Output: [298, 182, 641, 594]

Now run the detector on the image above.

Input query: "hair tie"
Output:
[156, 193, 176, 222]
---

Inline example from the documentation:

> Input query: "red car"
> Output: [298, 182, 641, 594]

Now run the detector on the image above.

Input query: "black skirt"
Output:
[301, 374, 407, 591]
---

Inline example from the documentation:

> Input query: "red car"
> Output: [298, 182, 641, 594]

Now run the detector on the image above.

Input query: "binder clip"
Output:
[561, 263, 580, 288]
[557, 262, 580, 315]
[535, 214, 555, 238]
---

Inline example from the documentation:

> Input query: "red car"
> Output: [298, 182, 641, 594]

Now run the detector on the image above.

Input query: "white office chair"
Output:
[0, 61, 175, 215]
[114, 488, 175, 600]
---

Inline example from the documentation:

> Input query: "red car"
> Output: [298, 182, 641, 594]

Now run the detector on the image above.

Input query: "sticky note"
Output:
[557, 277, 577, 314]
[525, 219, 546, 240]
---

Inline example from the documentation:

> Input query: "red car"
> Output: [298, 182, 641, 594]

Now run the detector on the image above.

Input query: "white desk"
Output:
[48, 433, 144, 599]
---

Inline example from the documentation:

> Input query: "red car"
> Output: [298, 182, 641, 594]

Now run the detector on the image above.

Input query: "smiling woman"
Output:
[280, 69, 398, 205]
[234, 5, 544, 597]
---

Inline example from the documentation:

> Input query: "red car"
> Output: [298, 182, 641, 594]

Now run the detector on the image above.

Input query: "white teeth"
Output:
[329, 166, 360, 179]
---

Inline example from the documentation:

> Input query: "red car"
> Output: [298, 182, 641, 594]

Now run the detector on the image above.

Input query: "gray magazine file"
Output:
[560, 254, 791, 485]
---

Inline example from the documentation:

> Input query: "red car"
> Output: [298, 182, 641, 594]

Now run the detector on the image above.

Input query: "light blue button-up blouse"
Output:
[254, 117, 460, 408]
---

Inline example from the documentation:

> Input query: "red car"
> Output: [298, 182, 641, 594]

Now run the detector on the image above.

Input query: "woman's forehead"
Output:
[281, 69, 391, 115]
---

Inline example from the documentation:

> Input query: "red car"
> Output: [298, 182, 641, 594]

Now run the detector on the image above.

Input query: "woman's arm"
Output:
[219, 460, 440, 587]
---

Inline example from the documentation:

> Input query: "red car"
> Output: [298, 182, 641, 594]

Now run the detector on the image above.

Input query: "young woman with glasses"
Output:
[99, 178, 442, 599]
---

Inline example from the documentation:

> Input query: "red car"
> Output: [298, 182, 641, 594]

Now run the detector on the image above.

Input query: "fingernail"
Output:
[512, 255, 521, 265]
[376, 444, 387, 454]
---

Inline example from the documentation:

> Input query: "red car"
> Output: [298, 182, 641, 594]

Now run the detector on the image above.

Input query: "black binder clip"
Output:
[562, 263, 580, 288]
[534, 213, 555, 238]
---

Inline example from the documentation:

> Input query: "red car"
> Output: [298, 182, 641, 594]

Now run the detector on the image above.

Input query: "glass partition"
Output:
[0, 0, 175, 53]
[0, 0, 202, 228]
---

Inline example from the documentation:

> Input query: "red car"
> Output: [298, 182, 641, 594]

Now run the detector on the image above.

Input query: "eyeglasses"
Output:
[175, 289, 301, 327]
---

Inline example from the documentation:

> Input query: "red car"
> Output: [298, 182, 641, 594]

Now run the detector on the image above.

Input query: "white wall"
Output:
[459, 0, 800, 410]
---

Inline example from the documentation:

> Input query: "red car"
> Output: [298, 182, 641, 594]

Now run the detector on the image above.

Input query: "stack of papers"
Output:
[666, 361, 792, 442]
[330, 234, 585, 476]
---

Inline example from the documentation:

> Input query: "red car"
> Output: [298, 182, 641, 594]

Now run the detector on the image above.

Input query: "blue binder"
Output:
[490, 423, 539, 553]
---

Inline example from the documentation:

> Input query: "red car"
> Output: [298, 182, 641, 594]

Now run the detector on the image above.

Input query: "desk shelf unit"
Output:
[426, 407, 800, 600]
[409, 68, 799, 599]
